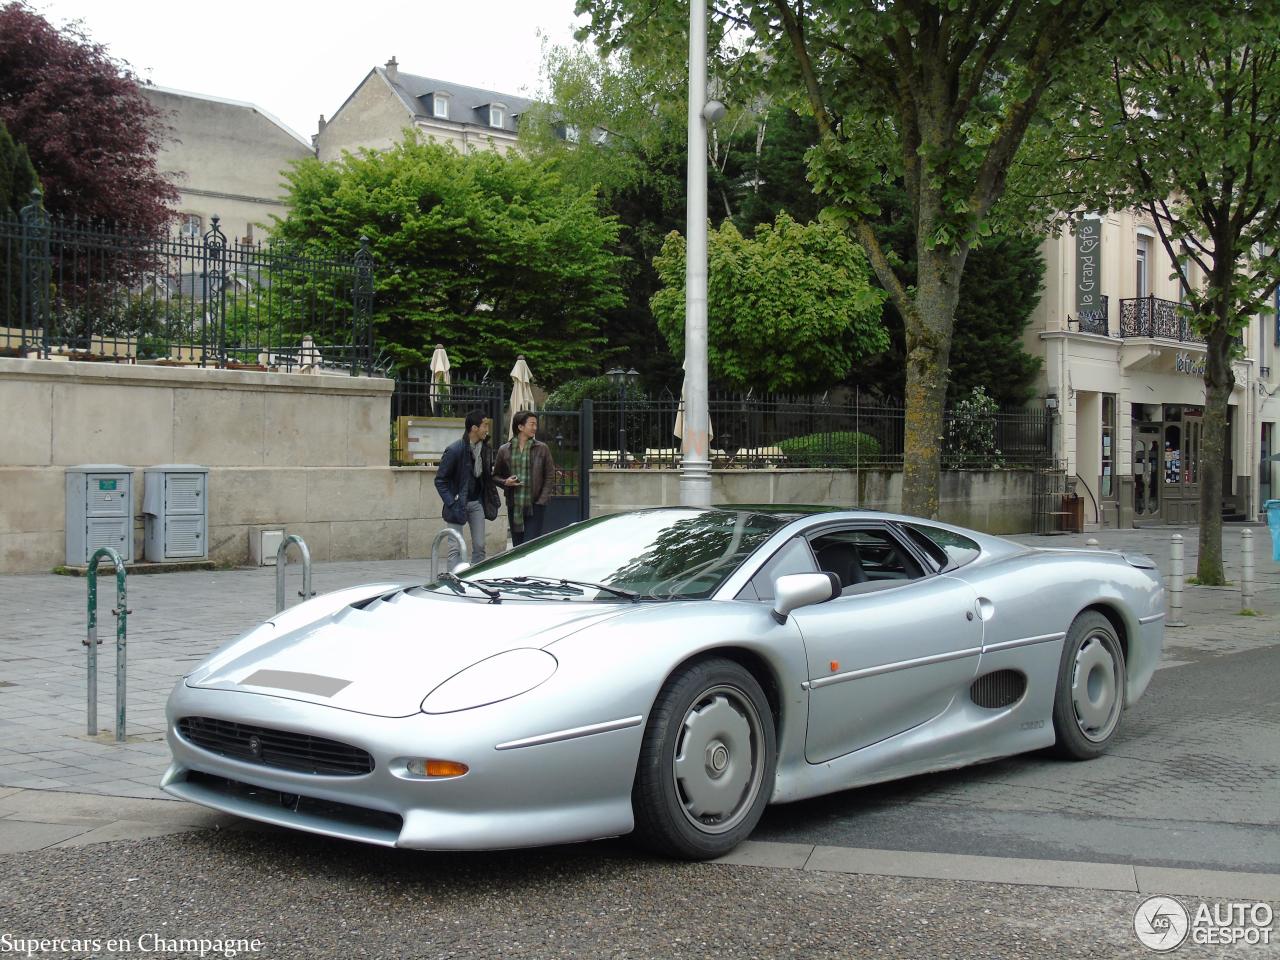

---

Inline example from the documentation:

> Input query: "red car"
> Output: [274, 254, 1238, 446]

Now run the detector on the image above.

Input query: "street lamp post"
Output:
[682, 0, 722, 507]
[608, 367, 639, 467]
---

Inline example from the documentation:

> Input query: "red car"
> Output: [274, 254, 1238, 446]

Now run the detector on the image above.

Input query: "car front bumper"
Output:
[162, 680, 643, 850]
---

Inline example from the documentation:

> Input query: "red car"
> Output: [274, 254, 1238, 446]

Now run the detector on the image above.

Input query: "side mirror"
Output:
[772, 572, 840, 624]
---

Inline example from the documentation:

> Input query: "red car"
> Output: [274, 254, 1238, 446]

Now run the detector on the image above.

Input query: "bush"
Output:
[777, 431, 881, 467]
[544, 375, 645, 410]
[945, 386, 1004, 469]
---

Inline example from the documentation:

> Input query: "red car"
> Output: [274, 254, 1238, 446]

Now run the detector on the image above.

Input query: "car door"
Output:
[790, 524, 983, 763]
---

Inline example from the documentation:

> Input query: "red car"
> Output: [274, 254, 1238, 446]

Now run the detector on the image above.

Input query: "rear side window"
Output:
[902, 523, 981, 570]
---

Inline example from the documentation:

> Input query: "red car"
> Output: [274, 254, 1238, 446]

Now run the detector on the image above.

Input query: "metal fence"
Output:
[1, 199, 375, 374]
[588, 390, 1051, 470]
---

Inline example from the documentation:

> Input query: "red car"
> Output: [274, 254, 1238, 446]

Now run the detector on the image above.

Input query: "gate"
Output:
[532, 401, 592, 534]
[1033, 460, 1069, 535]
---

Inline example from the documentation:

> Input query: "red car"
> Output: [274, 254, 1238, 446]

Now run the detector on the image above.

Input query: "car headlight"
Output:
[421, 648, 557, 714]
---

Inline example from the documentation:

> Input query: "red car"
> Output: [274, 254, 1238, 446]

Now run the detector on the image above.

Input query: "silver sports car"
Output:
[162, 506, 1165, 860]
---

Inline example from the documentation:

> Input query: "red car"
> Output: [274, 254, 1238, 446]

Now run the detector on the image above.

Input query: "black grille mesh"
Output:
[970, 670, 1027, 709]
[178, 716, 374, 776]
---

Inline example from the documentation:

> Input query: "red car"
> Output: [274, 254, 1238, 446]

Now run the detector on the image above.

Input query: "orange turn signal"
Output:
[424, 760, 469, 778]
[830, 661, 840, 672]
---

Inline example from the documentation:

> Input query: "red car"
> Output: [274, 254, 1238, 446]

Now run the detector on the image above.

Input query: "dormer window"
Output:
[564, 123, 580, 144]
[433, 94, 449, 119]
[489, 104, 505, 128]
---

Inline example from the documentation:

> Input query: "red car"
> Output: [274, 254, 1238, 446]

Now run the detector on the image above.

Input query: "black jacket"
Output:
[435, 435, 501, 524]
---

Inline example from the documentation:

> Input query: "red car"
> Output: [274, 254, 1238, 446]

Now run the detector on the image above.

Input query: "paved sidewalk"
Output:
[0, 524, 1274, 872]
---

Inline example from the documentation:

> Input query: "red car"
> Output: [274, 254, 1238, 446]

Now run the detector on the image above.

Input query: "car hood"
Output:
[184, 589, 628, 717]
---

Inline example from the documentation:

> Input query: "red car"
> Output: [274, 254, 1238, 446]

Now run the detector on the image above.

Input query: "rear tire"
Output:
[1052, 612, 1126, 760]
[631, 657, 776, 860]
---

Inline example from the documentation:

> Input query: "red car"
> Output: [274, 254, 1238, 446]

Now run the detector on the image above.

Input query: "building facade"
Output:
[315, 58, 534, 163]
[141, 86, 314, 242]
[1026, 209, 1278, 527]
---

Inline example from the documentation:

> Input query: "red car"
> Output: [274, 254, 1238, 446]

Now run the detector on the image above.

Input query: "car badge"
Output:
[247, 735, 262, 758]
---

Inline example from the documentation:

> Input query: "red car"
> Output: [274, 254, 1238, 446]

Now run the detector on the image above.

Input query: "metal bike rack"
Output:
[85, 546, 128, 741]
[275, 534, 314, 613]
[430, 528, 467, 581]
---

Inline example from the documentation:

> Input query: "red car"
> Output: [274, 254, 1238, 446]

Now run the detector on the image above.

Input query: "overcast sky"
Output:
[32, 0, 588, 139]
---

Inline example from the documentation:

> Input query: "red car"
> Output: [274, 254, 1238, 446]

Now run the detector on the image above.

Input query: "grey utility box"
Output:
[65, 465, 134, 565]
[143, 465, 209, 561]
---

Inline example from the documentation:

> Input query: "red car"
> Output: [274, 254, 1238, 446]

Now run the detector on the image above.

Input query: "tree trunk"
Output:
[901, 249, 964, 518]
[1196, 322, 1235, 584]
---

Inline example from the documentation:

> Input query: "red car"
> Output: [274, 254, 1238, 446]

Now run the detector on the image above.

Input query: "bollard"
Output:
[1167, 533, 1187, 628]
[85, 546, 128, 741]
[275, 535, 313, 614]
[430, 528, 467, 581]
[1086, 538, 1100, 548]
[1242, 528, 1255, 612]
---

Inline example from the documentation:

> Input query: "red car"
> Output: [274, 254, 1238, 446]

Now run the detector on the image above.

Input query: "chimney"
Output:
[317, 114, 326, 133]
[385, 56, 399, 85]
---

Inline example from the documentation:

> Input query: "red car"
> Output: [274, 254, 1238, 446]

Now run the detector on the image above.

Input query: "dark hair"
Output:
[464, 409, 487, 432]
[511, 410, 536, 435]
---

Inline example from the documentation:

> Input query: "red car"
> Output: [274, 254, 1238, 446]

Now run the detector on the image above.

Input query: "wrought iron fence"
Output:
[588, 390, 1051, 470]
[1, 198, 375, 373]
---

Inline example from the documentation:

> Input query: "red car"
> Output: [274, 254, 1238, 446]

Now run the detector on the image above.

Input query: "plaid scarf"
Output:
[511, 439, 533, 531]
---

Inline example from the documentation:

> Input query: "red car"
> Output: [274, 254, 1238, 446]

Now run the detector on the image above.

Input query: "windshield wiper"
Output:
[475, 575, 643, 602]
[437, 572, 502, 603]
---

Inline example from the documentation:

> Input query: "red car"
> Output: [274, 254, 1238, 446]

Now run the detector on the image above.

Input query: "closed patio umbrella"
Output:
[673, 360, 713, 444]
[508, 355, 536, 438]
[429, 343, 451, 414]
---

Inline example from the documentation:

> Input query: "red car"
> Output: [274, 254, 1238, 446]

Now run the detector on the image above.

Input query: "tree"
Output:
[273, 136, 624, 384]
[0, 118, 39, 214]
[578, 0, 1113, 516]
[1, 118, 39, 329]
[522, 45, 765, 388]
[0, 1, 176, 229]
[1064, 2, 1280, 583]
[650, 212, 887, 392]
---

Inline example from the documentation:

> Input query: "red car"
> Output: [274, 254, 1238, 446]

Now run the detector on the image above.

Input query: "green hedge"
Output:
[778, 430, 881, 467]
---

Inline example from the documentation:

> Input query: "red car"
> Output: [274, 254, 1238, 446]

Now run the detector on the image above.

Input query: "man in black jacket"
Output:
[434, 410, 512, 570]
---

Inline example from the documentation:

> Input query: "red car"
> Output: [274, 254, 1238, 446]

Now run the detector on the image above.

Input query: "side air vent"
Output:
[970, 669, 1027, 709]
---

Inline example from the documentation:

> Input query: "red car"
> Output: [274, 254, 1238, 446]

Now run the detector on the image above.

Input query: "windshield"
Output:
[437, 509, 789, 600]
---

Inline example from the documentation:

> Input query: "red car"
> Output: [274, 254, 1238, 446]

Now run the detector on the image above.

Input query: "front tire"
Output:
[632, 657, 776, 860]
[1052, 612, 1126, 760]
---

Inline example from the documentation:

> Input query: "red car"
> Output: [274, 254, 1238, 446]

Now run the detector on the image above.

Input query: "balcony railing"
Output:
[1119, 296, 1206, 344]
[1076, 295, 1110, 336]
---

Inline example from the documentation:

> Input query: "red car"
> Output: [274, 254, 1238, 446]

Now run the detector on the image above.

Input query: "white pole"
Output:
[1242, 527, 1255, 612]
[681, 0, 712, 508]
[1168, 533, 1186, 628]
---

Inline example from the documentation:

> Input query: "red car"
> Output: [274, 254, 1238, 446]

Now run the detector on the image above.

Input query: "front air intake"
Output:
[970, 669, 1027, 709]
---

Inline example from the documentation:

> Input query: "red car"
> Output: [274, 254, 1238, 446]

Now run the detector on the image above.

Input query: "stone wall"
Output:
[589, 466, 1036, 534]
[0, 358, 512, 572]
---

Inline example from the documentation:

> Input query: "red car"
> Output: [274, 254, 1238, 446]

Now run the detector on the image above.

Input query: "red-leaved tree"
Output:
[0, 1, 176, 230]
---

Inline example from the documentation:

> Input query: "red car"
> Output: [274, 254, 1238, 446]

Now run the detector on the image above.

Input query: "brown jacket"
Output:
[494, 437, 555, 506]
